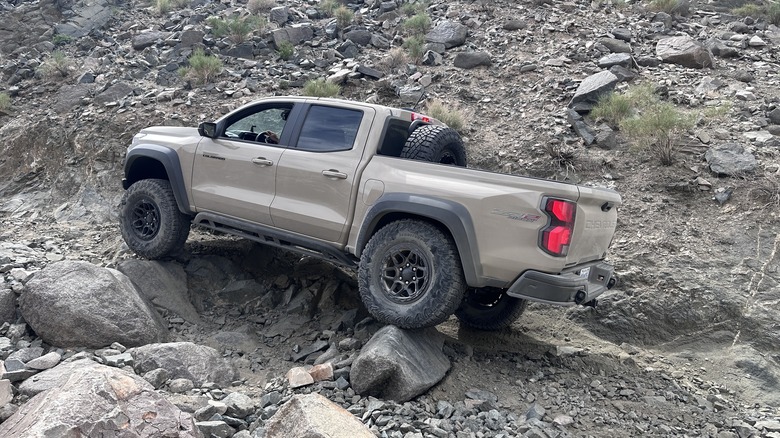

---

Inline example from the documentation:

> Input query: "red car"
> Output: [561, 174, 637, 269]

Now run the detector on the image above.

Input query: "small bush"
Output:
[732, 3, 763, 16]
[426, 99, 466, 132]
[39, 51, 73, 78]
[403, 13, 431, 36]
[208, 16, 264, 44]
[403, 35, 425, 63]
[648, 0, 688, 15]
[303, 79, 341, 97]
[277, 41, 295, 60]
[401, 1, 428, 16]
[0, 93, 10, 112]
[734, 2, 780, 24]
[247, 0, 275, 14]
[320, 0, 341, 17]
[621, 100, 694, 166]
[334, 5, 354, 28]
[769, 2, 780, 24]
[52, 34, 72, 46]
[380, 47, 408, 72]
[180, 49, 222, 85]
[591, 92, 633, 128]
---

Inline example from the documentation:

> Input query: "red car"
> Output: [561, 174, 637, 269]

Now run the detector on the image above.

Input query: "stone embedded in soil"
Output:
[656, 36, 714, 68]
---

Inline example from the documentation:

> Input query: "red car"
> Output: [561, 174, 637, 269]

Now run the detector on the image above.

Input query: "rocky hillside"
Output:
[1, 0, 780, 436]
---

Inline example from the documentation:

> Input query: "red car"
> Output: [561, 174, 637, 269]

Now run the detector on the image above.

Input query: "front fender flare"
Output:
[123, 144, 193, 215]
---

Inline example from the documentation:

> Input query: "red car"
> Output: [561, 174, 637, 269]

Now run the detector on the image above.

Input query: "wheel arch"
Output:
[356, 194, 487, 287]
[123, 144, 193, 215]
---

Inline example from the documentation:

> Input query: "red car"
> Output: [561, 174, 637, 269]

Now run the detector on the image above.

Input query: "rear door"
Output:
[270, 103, 375, 243]
[191, 101, 301, 224]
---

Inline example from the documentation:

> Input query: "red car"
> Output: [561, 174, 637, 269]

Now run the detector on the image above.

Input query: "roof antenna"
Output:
[412, 89, 427, 112]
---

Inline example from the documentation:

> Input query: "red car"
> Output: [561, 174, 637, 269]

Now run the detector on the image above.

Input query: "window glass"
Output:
[296, 106, 363, 152]
[378, 118, 411, 157]
[224, 106, 291, 144]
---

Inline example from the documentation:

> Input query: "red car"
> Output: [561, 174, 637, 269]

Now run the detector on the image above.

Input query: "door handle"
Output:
[322, 169, 348, 179]
[251, 157, 274, 166]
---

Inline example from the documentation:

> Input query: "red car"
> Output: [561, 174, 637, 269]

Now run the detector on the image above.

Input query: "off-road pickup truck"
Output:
[120, 96, 621, 330]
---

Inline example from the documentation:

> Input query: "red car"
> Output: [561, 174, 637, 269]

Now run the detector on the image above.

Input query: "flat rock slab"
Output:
[657, 36, 714, 69]
[350, 325, 450, 402]
[569, 71, 619, 107]
[265, 394, 373, 438]
[705, 143, 757, 175]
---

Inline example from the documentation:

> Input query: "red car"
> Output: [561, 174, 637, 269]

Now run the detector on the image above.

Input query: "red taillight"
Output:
[540, 198, 576, 257]
[411, 113, 431, 123]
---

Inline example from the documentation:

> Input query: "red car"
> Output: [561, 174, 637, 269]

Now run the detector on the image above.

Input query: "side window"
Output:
[295, 106, 363, 152]
[378, 118, 411, 157]
[224, 105, 292, 145]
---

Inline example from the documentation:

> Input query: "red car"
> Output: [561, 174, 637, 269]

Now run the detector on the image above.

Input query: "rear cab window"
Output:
[294, 105, 363, 152]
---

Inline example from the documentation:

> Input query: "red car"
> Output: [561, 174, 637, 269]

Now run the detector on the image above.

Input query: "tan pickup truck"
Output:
[120, 96, 621, 330]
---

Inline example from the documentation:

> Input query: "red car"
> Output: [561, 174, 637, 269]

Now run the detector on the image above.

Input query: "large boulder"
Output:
[705, 143, 757, 176]
[53, 0, 113, 38]
[117, 260, 202, 324]
[265, 394, 373, 438]
[130, 342, 238, 387]
[349, 326, 450, 402]
[425, 21, 468, 49]
[0, 360, 202, 437]
[656, 36, 714, 69]
[453, 52, 492, 69]
[568, 71, 619, 107]
[272, 25, 314, 48]
[20, 261, 168, 348]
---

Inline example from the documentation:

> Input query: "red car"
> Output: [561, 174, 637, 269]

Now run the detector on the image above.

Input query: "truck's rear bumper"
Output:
[506, 262, 615, 306]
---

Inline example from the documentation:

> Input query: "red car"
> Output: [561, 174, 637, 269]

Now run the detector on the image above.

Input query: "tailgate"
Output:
[565, 185, 621, 268]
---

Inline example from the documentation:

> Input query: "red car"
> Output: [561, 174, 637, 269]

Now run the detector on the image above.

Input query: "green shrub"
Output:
[620, 100, 694, 166]
[380, 47, 408, 72]
[39, 51, 72, 78]
[302, 79, 341, 97]
[52, 34, 72, 46]
[277, 41, 295, 60]
[591, 92, 633, 128]
[247, 0, 275, 14]
[401, 1, 428, 16]
[179, 49, 222, 85]
[403, 13, 431, 36]
[403, 35, 425, 63]
[208, 16, 264, 44]
[732, 3, 763, 16]
[769, 2, 780, 24]
[648, 0, 688, 14]
[320, 0, 341, 17]
[732, 2, 780, 24]
[425, 99, 465, 132]
[334, 5, 354, 28]
[0, 93, 10, 112]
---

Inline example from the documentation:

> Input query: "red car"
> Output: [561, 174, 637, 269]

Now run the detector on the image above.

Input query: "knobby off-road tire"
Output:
[119, 179, 190, 259]
[401, 125, 467, 167]
[358, 220, 467, 329]
[455, 287, 528, 330]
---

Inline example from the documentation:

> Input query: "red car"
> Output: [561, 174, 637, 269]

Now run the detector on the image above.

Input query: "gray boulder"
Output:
[272, 25, 314, 48]
[656, 36, 714, 69]
[19, 359, 96, 397]
[0, 360, 202, 437]
[131, 31, 170, 50]
[117, 260, 202, 324]
[53, 0, 113, 38]
[350, 326, 450, 402]
[345, 29, 373, 46]
[453, 52, 492, 69]
[599, 37, 631, 53]
[265, 394, 374, 438]
[597, 53, 633, 69]
[705, 143, 757, 176]
[768, 108, 780, 125]
[94, 82, 134, 105]
[568, 71, 619, 107]
[0, 289, 16, 324]
[425, 21, 468, 49]
[20, 261, 168, 348]
[130, 342, 238, 387]
[269, 6, 289, 25]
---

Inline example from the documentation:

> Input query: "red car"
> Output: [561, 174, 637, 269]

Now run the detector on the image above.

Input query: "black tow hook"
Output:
[607, 277, 617, 289]
[574, 290, 587, 304]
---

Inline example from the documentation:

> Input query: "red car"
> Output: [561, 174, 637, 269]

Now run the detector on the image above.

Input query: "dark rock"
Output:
[597, 53, 632, 68]
[422, 50, 443, 66]
[20, 261, 168, 349]
[272, 25, 314, 48]
[336, 40, 359, 58]
[130, 342, 238, 386]
[636, 56, 661, 67]
[180, 30, 204, 48]
[196, 420, 234, 438]
[94, 82, 134, 105]
[0, 361, 200, 437]
[142, 368, 169, 389]
[706, 38, 740, 58]
[357, 65, 383, 80]
[77, 71, 95, 84]
[612, 27, 632, 42]
[0, 289, 15, 324]
[594, 124, 618, 149]
[117, 260, 202, 324]
[572, 120, 596, 145]
[569, 71, 619, 107]
[350, 326, 450, 402]
[504, 20, 527, 30]
[345, 29, 372, 46]
[292, 340, 329, 362]
[265, 394, 373, 438]
[370, 34, 390, 49]
[656, 36, 714, 68]
[425, 21, 468, 49]
[609, 65, 637, 82]
[599, 37, 631, 53]
[705, 143, 757, 176]
[225, 43, 254, 60]
[269, 6, 289, 25]
[132, 31, 170, 50]
[53, 0, 113, 39]
[53, 84, 91, 113]
[767, 108, 780, 125]
[453, 51, 492, 69]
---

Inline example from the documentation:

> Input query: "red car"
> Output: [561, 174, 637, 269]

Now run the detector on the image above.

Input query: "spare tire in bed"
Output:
[400, 125, 467, 167]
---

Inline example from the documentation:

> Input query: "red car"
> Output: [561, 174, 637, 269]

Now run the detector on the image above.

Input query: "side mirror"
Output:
[198, 122, 218, 138]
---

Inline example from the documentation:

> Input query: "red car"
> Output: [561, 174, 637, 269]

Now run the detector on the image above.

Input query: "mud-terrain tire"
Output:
[119, 179, 190, 259]
[455, 287, 528, 330]
[359, 220, 466, 328]
[401, 125, 467, 167]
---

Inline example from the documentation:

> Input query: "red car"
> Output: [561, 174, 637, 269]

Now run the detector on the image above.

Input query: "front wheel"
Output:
[119, 179, 190, 259]
[455, 287, 527, 330]
[358, 220, 466, 329]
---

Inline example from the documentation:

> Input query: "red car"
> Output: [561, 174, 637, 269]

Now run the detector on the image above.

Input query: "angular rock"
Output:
[225, 43, 254, 60]
[599, 37, 631, 53]
[269, 6, 289, 25]
[357, 65, 383, 80]
[0, 289, 15, 325]
[25, 352, 61, 371]
[287, 366, 314, 388]
[54, 0, 113, 38]
[195, 420, 233, 438]
[598, 53, 633, 69]
[180, 29, 204, 47]
[94, 82, 134, 105]
[705, 143, 757, 176]
[611, 27, 632, 42]
[569, 71, 619, 107]
[265, 394, 373, 438]
[350, 326, 450, 402]
[656, 36, 714, 68]
[132, 31, 169, 50]
[453, 52, 492, 69]
[425, 21, 468, 49]
[345, 29, 372, 46]
[117, 260, 201, 324]
[0, 380, 11, 407]
[706, 38, 739, 58]
[223, 392, 255, 418]
[370, 34, 390, 49]
[768, 108, 780, 125]
[142, 368, 169, 389]
[0, 361, 201, 437]
[309, 363, 334, 382]
[130, 342, 238, 386]
[272, 25, 314, 48]
[504, 20, 527, 31]
[20, 261, 167, 349]
[609, 65, 637, 82]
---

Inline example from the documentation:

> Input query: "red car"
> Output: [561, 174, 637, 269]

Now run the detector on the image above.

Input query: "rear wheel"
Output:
[455, 287, 527, 330]
[119, 179, 190, 259]
[401, 125, 467, 167]
[358, 220, 466, 328]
